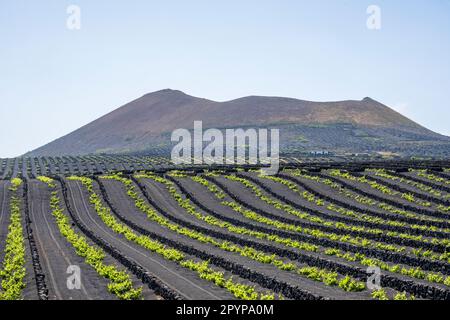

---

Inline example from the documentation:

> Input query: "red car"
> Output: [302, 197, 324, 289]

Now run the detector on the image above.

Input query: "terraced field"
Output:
[1, 159, 450, 300]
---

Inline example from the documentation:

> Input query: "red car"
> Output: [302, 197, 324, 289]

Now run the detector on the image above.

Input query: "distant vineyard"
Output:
[1, 158, 450, 300]
[0, 155, 358, 179]
[1, 155, 449, 180]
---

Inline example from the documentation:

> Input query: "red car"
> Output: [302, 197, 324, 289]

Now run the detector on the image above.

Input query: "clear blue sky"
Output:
[1, 0, 449, 158]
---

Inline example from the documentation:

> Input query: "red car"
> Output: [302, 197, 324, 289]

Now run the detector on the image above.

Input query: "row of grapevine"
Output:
[136, 172, 447, 299]
[70, 176, 279, 300]
[0, 178, 26, 300]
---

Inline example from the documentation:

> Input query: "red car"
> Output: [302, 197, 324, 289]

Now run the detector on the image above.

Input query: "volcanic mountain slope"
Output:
[27, 89, 450, 157]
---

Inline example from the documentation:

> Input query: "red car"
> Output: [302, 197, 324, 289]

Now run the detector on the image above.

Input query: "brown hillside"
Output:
[27, 89, 446, 156]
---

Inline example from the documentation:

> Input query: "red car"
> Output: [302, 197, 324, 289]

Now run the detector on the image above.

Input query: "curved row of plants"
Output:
[204, 177, 416, 255]
[167, 173, 450, 299]
[100, 174, 367, 294]
[265, 172, 450, 241]
[69, 176, 280, 300]
[427, 170, 450, 186]
[363, 169, 450, 208]
[128, 174, 418, 300]
[315, 170, 449, 222]
[214, 175, 450, 264]
[37, 176, 143, 300]
[362, 170, 450, 214]
[400, 170, 450, 192]
[147, 178, 422, 301]
[367, 169, 450, 214]
[330, 170, 435, 210]
[54, 175, 183, 300]
[189, 175, 450, 284]
[201, 175, 450, 273]
[281, 169, 450, 232]
[141, 172, 450, 294]
[223, 173, 450, 257]
[369, 169, 450, 197]
[0, 178, 26, 300]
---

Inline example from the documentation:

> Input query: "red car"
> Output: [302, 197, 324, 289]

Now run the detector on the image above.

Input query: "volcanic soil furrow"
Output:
[65, 179, 234, 300]
[28, 180, 117, 300]
[100, 177, 373, 300]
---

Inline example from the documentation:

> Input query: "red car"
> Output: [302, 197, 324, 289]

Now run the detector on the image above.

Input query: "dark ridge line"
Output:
[274, 172, 450, 235]
[163, 174, 450, 300]
[53, 175, 183, 301]
[195, 175, 450, 275]
[354, 172, 450, 207]
[96, 175, 323, 300]
[316, 172, 450, 222]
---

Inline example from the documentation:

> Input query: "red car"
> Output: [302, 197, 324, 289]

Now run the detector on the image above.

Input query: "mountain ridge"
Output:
[26, 89, 450, 157]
